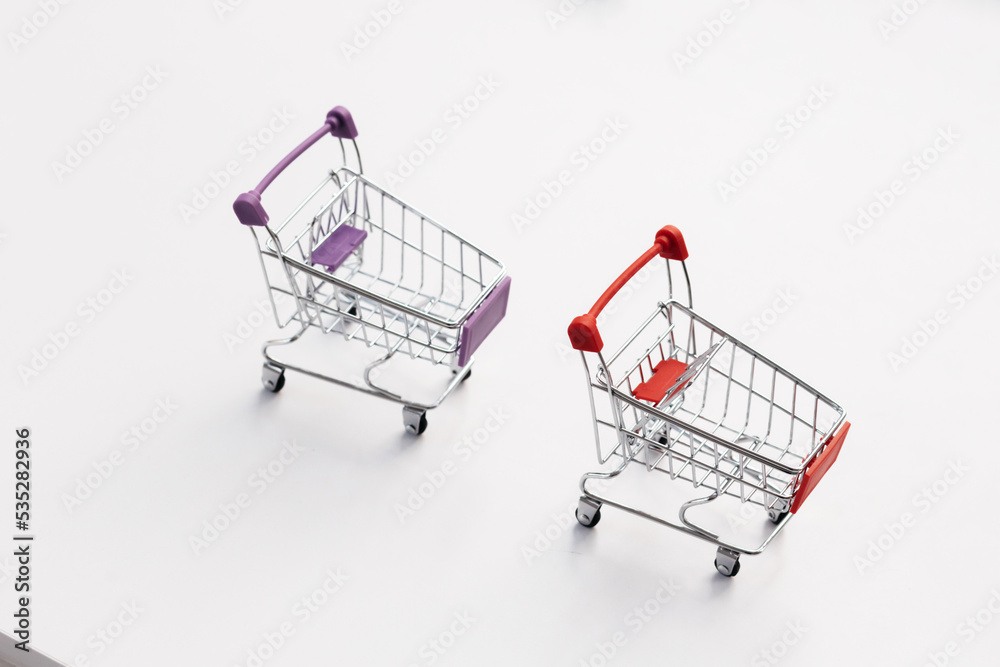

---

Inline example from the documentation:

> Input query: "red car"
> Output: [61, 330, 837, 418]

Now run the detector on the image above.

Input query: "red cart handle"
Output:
[234, 106, 358, 227]
[568, 226, 688, 353]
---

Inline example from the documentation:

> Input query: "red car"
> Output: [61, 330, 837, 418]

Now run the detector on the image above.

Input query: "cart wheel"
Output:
[715, 547, 741, 577]
[715, 559, 740, 577]
[576, 507, 601, 528]
[348, 305, 358, 317]
[576, 497, 602, 527]
[453, 368, 472, 383]
[403, 407, 428, 435]
[767, 509, 789, 524]
[262, 364, 285, 393]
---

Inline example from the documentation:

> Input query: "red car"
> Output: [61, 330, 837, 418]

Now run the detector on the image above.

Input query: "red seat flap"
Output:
[632, 359, 688, 403]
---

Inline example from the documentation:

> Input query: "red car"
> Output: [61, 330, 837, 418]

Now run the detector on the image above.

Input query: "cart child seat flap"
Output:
[311, 225, 368, 272]
[457, 276, 511, 367]
[632, 358, 689, 403]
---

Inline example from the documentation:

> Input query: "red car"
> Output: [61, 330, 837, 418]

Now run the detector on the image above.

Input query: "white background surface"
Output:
[4, 0, 1000, 665]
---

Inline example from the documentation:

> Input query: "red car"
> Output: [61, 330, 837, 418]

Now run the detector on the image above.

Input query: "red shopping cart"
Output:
[568, 225, 850, 576]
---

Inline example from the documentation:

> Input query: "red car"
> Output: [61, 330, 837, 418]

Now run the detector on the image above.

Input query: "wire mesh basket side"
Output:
[256, 169, 505, 365]
[589, 300, 844, 509]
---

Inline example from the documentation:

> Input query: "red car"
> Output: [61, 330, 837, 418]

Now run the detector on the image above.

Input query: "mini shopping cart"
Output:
[568, 226, 850, 576]
[234, 106, 511, 434]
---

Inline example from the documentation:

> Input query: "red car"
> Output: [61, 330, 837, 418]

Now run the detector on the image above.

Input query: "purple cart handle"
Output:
[234, 106, 358, 227]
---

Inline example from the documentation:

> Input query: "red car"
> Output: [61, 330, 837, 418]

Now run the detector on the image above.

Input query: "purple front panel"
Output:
[457, 276, 511, 367]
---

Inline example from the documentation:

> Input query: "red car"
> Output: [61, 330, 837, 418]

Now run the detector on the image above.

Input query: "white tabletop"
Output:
[4, 0, 1000, 664]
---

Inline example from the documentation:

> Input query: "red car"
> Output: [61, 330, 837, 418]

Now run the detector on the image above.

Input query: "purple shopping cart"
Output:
[234, 106, 511, 434]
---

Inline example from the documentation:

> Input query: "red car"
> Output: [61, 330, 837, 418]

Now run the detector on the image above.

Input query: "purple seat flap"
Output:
[311, 225, 368, 272]
[457, 276, 511, 367]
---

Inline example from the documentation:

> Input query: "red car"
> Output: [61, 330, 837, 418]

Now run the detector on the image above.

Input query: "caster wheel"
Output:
[262, 365, 285, 393]
[403, 407, 428, 435]
[576, 507, 601, 528]
[453, 368, 472, 383]
[767, 509, 789, 524]
[715, 547, 741, 577]
[348, 305, 358, 317]
[715, 559, 741, 577]
[576, 497, 602, 527]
